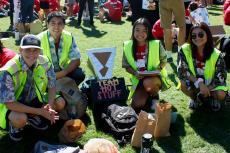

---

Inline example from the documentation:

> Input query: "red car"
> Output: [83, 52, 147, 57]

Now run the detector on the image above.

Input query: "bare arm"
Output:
[6, 101, 42, 115]
[6, 102, 58, 124]
[47, 87, 56, 108]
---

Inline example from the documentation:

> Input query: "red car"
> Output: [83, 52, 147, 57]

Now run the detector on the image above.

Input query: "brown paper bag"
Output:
[131, 111, 156, 147]
[154, 102, 172, 138]
[58, 119, 86, 143]
[56, 77, 87, 119]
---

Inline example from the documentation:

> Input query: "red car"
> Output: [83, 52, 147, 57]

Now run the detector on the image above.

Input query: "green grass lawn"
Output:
[0, 4, 230, 153]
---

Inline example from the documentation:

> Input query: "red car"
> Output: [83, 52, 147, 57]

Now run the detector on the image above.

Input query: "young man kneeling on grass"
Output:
[0, 34, 65, 141]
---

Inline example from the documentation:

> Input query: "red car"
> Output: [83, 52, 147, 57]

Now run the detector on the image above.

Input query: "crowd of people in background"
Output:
[0, 0, 229, 152]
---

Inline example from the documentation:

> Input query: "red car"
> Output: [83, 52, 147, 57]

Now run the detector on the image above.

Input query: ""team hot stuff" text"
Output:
[97, 78, 122, 100]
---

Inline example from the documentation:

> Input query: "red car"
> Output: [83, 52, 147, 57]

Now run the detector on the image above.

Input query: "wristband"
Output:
[194, 78, 204, 89]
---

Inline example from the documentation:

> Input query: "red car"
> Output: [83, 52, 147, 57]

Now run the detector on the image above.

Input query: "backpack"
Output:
[101, 103, 138, 145]
[219, 36, 230, 70]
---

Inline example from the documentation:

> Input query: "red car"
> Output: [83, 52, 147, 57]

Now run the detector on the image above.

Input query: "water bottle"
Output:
[15, 16, 21, 43]
[15, 29, 20, 41]
[140, 133, 153, 153]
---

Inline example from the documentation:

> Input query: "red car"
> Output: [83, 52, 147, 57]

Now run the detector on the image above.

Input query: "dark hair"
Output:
[184, 1, 191, 9]
[47, 11, 66, 24]
[0, 40, 3, 54]
[131, 18, 154, 60]
[189, 2, 198, 12]
[188, 22, 214, 61]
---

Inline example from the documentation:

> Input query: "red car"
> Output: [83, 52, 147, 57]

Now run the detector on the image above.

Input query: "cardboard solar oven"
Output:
[87, 47, 129, 105]
[209, 25, 226, 46]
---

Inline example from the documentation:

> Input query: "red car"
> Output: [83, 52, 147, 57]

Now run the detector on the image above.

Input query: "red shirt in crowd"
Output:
[0, 48, 16, 68]
[104, 0, 122, 22]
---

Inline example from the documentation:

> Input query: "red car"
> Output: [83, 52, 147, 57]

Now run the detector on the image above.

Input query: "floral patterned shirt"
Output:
[47, 31, 81, 72]
[177, 49, 227, 88]
[0, 56, 56, 104]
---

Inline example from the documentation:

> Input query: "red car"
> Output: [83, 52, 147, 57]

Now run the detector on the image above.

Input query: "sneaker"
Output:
[90, 22, 95, 28]
[9, 123, 23, 141]
[189, 99, 199, 110]
[27, 116, 48, 130]
[211, 99, 221, 112]
[76, 21, 81, 27]
[69, 16, 75, 20]
[167, 57, 173, 63]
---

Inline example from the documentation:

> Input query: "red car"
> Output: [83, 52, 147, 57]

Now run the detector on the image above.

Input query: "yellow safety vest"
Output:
[182, 43, 228, 91]
[38, 30, 73, 68]
[123, 40, 170, 100]
[0, 55, 51, 129]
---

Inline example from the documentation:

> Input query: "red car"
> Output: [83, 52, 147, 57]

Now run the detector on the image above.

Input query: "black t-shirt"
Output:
[129, 0, 159, 27]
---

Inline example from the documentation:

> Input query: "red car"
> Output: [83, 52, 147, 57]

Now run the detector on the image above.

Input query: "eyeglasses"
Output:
[191, 32, 205, 39]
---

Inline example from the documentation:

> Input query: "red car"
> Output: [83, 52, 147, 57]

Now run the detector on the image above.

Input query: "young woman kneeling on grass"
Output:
[177, 22, 228, 112]
[122, 18, 170, 113]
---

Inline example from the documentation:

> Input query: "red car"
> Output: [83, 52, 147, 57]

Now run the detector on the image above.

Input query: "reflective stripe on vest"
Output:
[0, 55, 50, 129]
[123, 40, 170, 99]
[182, 43, 228, 91]
[38, 30, 72, 68]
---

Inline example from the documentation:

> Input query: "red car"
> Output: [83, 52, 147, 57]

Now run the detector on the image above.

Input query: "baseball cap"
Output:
[20, 34, 41, 49]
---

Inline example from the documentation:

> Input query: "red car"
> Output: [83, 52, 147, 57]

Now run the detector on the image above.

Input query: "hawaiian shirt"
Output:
[177, 49, 227, 88]
[47, 31, 81, 72]
[0, 55, 56, 104]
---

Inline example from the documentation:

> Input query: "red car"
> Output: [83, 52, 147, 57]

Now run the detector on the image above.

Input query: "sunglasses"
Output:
[191, 32, 205, 39]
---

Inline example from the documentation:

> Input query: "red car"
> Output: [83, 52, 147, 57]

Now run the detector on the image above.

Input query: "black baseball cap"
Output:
[20, 34, 41, 49]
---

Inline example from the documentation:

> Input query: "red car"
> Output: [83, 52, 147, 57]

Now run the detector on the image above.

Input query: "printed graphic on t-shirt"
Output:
[191, 7, 210, 25]
[135, 51, 146, 71]
[142, 0, 155, 10]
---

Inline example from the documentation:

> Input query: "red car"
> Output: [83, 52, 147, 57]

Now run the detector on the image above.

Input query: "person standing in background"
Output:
[128, 0, 159, 27]
[77, 0, 95, 26]
[159, 0, 186, 62]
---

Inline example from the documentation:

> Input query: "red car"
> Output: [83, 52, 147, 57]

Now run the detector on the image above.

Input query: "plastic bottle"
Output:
[15, 29, 20, 42]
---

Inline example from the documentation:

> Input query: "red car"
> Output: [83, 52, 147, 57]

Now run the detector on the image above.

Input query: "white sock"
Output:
[166, 50, 172, 58]
[151, 99, 158, 110]
[178, 46, 182, 52]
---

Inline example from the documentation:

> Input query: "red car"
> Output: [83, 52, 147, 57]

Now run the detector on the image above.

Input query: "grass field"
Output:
[0, 4, 230, 153]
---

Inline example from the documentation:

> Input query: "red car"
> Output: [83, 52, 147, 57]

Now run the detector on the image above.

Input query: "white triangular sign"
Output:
[87, 47, 116, 80]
